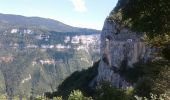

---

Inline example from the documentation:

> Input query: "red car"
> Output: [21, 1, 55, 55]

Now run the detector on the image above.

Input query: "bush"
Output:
[135, 93, 170, 100]
[53, 96, 63, 100]
[162, 46, 170, 61]
[94, 82, 135, 100]
[53, 61, 99, 99]
[135, 77, 153, 97]
[68, 90, 93, 100]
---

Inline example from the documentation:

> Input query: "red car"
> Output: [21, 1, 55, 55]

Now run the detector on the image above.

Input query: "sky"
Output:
[0, 0, 118, 30]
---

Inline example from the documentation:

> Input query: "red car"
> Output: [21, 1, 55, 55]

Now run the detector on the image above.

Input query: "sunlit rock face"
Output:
[96, 19, 153, 88]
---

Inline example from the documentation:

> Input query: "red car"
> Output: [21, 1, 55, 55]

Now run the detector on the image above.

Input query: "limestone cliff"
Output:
[96, 19, 154, 88]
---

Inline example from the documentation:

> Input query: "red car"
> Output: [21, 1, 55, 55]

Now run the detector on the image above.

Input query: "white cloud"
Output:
[70, 0, 87, 12]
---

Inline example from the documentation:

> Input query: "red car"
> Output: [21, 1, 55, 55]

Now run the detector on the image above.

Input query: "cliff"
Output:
[96, 19, 154, 88]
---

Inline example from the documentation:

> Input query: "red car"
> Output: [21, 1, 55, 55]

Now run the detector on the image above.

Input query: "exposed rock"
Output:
[96, 19, 154, 88]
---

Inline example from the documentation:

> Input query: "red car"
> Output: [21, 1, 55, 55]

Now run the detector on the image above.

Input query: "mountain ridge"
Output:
[0, 13, 100, 33]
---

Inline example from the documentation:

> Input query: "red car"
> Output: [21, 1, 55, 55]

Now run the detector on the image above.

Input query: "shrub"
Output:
[135, 77, 153, 97]
[68, 90, 93, 100]
[135, 93, 170, 100]
[94, 81, 135, 100]
[53, 96, 63, 100]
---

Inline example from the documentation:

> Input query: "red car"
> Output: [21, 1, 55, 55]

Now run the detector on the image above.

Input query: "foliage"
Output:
[68, 90, 93, 100]
[109, 0, 170, 50]
[0, 30, 99, 98]
[53, 96, 63, 100]
[162, 45, 170, 61]
[152, 66, 170, 95]
[125, 86, 134, 96]
[113, 0, 170, 38]
[135, 77, 153, 97]
[110, 1, 170, 97]
[52, 61, 100, 99]
[94, 81, 135, 100]
[108, 9, 132, 33]
[119, 61, 167, 83]
[118, 59, 170, 97]
[51, 0, 170, 100]
[133, 62, 170, 97]
[51, 90, 92, 100]
[135, 93, 170, 100]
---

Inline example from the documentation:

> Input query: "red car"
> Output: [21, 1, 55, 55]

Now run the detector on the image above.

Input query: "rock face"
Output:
[96, 19, 153, 88]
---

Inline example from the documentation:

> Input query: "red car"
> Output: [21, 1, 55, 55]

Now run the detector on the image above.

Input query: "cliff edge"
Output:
[96, 19, 154, 88]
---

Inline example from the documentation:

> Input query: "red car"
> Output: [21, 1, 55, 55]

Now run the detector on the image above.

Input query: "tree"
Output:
[112, 0, 170, 38]
[94, 82, 134, 100]
[152, 66, 170, 95]
[135, 77, 153, 97]
[68, 90, 93, 100]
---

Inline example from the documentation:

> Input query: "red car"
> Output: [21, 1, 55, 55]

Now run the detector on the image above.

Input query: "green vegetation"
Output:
[49, 61, 170, 100]
[47, 61, 134, 100]
[68, 90, 93, 100]
[48, 81, 135, 100]
[51, 61, 99, 99]
[94, 82, 135, 100]
[0, 29, 99, 99]
[0, 10, 101, 100]
[0, 0, 169, 100]
[107, 0, 170, 99]
[113, 0, 170, 38]
[135, 93, 170, 100]
[48, 0, 170, 100]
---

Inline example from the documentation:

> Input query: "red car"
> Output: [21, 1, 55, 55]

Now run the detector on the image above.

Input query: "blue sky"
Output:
[0, 0, 118, 30]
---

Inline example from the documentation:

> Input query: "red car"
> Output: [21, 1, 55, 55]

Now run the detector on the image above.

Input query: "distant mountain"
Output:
[0, 13, 100, 99]
[0, 13, 100, 33]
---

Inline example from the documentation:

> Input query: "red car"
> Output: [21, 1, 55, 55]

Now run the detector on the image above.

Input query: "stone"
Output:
[96, 19, 153, 88]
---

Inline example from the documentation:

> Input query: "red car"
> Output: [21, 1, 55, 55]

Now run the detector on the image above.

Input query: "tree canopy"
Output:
[113, 0, 170, 38]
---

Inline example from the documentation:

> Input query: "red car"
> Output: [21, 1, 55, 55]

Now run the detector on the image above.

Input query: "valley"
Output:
[0, 14, 100, 99]
[0, 0, 169, 99]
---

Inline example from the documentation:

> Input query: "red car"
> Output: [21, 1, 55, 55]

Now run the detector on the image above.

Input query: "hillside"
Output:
[49, 0, 170, 100]
[0, 13, 101, 99]
[0, 13, 100, 33]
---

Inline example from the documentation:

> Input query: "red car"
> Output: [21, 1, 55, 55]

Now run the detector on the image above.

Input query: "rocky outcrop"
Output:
[96, 19, 153, 88]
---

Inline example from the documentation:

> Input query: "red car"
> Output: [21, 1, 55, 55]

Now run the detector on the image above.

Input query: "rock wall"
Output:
[96, 19, 153, 88]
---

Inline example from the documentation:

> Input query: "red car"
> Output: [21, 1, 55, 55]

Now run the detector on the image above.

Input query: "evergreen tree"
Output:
[113, 0, 170, 38]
